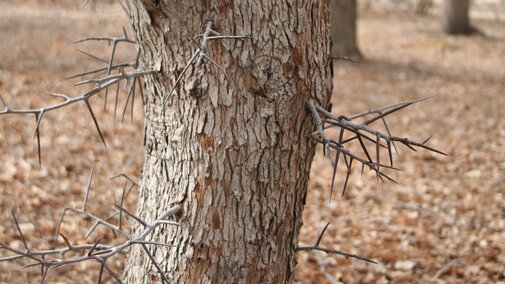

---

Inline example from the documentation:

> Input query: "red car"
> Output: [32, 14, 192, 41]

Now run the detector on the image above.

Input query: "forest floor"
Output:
[1, 2, 504, 283]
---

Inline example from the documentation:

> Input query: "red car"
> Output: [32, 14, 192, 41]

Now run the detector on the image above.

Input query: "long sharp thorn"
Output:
[85, 100, 107, 148]
[402, 141, 417, 152]
[114, 80, 120, 123]
[342, 156, 353, 196]
[130, 77, 137, 122]
[357, 133, 373, 163]
[82, 0, 90, 8]
[315, 222, 331, 247]
[422, 136, 432, 144]
[85, 221, 100, 239]
[75, 49, 108, 64]
[87, 236, 103, 256]
[59, 233, 72, 249]
[40, 267, 48, 284]
[122, 80, 134, 122]
[379, 114, 399, 156]
[123, 27, 128, 39]
[114, 205, 147, 227]
[376, 133, 380, 194]
[138, 78, 145, 105]
[33, 111, 44, 141]
[387, 138, 393, 167]
[361, 163, 365, 179]
[118, 181, 127, 230]
[100, 261, 122, 283]
[55, 209, 68, 241]
[103, 90, 108, 111]
[204, 53, 233, 82]
[11, 212, 28, 251]
[97, 263, 104, 284]
[141, 243, 170, 284]
[83, 166, 94, 211]
[329, 148, 340, 201]
[35, 115, 41, 167]
[168, 50, 199, 98]
[21, 262, 42, 270]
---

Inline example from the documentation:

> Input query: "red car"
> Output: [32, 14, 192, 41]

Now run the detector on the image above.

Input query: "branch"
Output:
[296, 222, 377, 264]
[1, 169, 181, 283]
[163, 20, 250, 105]
[307, 98, 445, 197]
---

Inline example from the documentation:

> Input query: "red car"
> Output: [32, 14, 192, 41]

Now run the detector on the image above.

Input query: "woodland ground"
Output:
[0, 2, 504, 283]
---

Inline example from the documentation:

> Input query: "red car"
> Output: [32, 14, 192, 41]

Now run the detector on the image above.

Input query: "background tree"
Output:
[415, 0, 433, 15]
[330, 0, 361, 59]
[442, 0, 473, 34]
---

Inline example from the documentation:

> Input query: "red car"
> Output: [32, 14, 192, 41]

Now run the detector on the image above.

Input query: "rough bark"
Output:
[123, 0, 332, 283]
[442, 0, 472, 35]
[330, 0, 360, 59]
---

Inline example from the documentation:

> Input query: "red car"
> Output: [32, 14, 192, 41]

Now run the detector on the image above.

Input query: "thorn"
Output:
[422, 136, 432, 144]
[59, 233, 73, 250]
[83, 167, 94, 211]
[141, 243, 170, 284]
[97, 263, 104, 284]
[34, 114, 42, 167]
[85, 100, 107, 148]
[342, 156, 353, 196]
[11, 211, 29, 251]
[357, 133, 373, 163]
[376, 133, 380, 194]
[314, 222, 331, 247]
[87, 236, 103, 256]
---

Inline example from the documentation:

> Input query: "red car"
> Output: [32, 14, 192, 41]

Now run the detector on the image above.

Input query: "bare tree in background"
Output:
[0, 0, 445, 283]
[330, 0, 361, 59]
[442, 0, 473, 34]
[415, 0, 433, 15]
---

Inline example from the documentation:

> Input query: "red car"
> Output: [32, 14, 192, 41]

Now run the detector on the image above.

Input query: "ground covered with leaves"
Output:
[1, 2, 504, 283]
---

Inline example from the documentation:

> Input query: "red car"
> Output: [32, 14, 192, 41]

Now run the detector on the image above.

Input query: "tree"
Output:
[0, 1, 444, 283]
[122, 1, 333, 282]
[415, 0, 433, 15]
[330, 0, 360, 59]
[441, 0, 473, 34]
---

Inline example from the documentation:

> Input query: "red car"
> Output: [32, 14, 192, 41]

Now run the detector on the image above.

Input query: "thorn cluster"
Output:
[0, 169, 180, 284]
[307, 97, 446, 200]
[164, 20, 250, 105]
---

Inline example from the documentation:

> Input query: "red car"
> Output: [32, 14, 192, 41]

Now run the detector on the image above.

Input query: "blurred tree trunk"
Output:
[415, 0, 432, 15]
[330, 0, 360, 59]
[442, 0, 472, 34]
[123, 0, 332, 283]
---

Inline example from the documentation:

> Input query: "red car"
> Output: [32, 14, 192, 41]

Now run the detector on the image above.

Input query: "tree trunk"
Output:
[330, 0, 360, 59]
[415, 0, 432, 15]
[442, 0, 472, 34]
[123, 0, 332, 283]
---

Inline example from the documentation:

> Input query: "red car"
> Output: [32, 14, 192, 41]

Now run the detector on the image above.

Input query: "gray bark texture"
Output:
[442, 0, 472, 34]
[330, 0, 360, 59]
[123, 0, 332, 283]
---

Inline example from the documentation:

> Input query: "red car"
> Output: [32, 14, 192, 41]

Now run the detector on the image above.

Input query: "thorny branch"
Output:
[0, 2, 156, 166]
[0, 169, 180, 283]
[308, 98, 446, 200]
[297, 222, 377, 264]
[163, 20, 250, 105]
